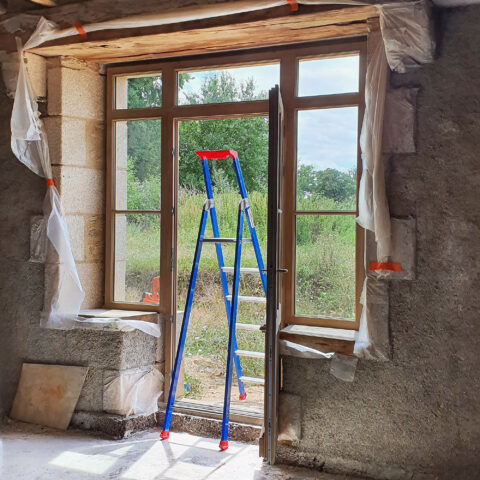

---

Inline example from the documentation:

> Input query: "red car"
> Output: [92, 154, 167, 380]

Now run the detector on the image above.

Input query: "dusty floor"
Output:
[0, 421, 359, 480]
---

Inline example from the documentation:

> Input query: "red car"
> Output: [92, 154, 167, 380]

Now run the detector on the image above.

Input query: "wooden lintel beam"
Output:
[20, 5, 377, 63]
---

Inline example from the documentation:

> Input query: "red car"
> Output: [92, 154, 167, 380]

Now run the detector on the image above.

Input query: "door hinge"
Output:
[170, 314, 174, 325]
[170, 248, 174, 271]
[172, 147, 176, 158]
[172, 206, 175, 216]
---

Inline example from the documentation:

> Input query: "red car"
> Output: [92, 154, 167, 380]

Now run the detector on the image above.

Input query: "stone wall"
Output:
[44, 56, 106, 309]
[279, 7, 480, 480]
[0, 53, 163, 431]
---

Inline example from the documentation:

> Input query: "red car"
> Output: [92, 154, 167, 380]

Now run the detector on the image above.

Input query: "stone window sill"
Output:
[79, 308, 159, 324]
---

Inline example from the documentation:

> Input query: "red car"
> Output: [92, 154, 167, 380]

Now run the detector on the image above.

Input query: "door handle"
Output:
[261, 268, 288, 273]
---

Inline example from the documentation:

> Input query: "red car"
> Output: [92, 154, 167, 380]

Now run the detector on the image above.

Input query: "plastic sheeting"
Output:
[103, 366, 164, 417]
[11, 39, 85, 328]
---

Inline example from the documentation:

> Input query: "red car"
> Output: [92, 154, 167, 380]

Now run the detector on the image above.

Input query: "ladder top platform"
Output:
[196, 150, 238, 160]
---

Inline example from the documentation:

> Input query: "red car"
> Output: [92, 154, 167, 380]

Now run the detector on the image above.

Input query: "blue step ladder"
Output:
[161, 150, 267, 447]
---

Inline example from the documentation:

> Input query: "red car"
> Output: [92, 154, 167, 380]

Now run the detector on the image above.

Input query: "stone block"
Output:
[44, 116, 105, 169]
[65, 215, 85, 262]
[25, 53, 47, 99]
[383, 88, 418, 154]
[85, 215, 104, 263]
[77, 262, 104, 309]
[114, 259, 126, 302]
[115, 169, 128, 210]
[47, 64, 104, 120]
[115, 121, 128, 169]
[379, 217, 416, 281]
[120, 329, 157, 370]
[103, 366, 163, 416]
[1, 52, 46, 99]
[52, 165, 104, 215]
[278, 393, 302, 446]
[76, 366, 103, 412]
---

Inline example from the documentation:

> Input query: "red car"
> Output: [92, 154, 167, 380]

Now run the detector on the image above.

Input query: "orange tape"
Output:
[74, 21, 87, 38]
[369, 262, 403, 273]
[286, 0, 298, 11]
[47, 178, 55, 187]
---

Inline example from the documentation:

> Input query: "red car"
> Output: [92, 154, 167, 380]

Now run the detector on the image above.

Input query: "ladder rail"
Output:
[202, 160, 246, 398]
[220, 202, 245, 450]
[232, 157, 267, 293]
[161, 203, 209, 438]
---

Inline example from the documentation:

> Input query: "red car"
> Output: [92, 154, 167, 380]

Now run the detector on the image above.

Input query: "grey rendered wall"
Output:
[0, 83, 45, 420]
[280, 7, 480, 480]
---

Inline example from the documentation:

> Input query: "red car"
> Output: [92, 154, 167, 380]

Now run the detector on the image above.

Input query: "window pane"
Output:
[115, 119, 161, 210]
[298, 55, 359, 96]
[177, 64, 279, 105]
[296, 108, 358, 211]
[114, 214, 160, 304]
[295, 215, 356, 319]
[115, 74, 162, 109]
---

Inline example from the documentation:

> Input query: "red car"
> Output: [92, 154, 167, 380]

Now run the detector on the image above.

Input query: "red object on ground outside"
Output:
[239, 392, 247, 401]
[142, 276, 160, 304]
[160, 430, 170, 440]
[369, 261, 403, 273]
[196, 150, 238, 160]
[219, 440, 229, 451]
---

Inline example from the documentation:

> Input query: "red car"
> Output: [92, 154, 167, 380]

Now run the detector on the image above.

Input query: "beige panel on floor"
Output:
[10, 363, 88, 430]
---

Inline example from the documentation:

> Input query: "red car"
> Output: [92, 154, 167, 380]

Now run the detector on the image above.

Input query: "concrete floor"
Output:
[0, 421, 358, 480]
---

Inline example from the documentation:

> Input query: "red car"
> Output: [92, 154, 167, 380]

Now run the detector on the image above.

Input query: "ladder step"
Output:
[221, 267, 260, 274]
[203, 238, 252, 244]
[235, 349, 265, 359]
[239, 376, 265, 385]
[236, 323, 262, 331]
[226, 295, 266, 304]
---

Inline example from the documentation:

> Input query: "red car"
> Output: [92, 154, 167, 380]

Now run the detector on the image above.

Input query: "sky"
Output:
[177, 55, 359, 173]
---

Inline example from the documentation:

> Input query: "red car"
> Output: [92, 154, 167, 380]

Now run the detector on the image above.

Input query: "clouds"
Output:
[297, 107, 358, 172]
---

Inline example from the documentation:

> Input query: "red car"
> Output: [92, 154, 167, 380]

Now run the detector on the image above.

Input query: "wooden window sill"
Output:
[280, 324, 355, 356]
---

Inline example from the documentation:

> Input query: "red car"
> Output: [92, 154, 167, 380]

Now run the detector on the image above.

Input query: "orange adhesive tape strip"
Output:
[47, 178, 55, 187]
[74, 21, 87, 38]
[369, 262, 403, 273]
[286, 0, 299, 11]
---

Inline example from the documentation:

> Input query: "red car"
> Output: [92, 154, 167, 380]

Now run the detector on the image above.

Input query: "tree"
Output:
[297, 164, 356, 204]
[178, 72, 269, 192]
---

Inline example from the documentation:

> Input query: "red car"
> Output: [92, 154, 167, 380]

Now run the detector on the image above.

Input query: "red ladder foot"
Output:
[239, 392, 247, 401]
[160, 430, 170, 440]
[219, 440, 229, 451]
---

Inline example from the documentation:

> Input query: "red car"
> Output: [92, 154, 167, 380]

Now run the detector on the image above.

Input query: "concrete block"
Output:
[47, 64, 104, 120]
[77, 262, 104, 309]
[52, 165, 104, 215]
[44, 117, 105, 170]
[379, 217, 416, 281]
[383, 88, 418, 154]
[65, 215, 85, 262]
[76, 366, 104, 412]
[103, 366, 163, 416]
[84, 215, 104, 263]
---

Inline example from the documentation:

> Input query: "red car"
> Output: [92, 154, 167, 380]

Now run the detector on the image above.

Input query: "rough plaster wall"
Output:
[0, 80, 44, 420]
[281, 7, 480, 479]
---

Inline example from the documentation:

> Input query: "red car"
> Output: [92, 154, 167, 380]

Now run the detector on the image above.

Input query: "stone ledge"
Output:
[71, 410, 157, 439]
